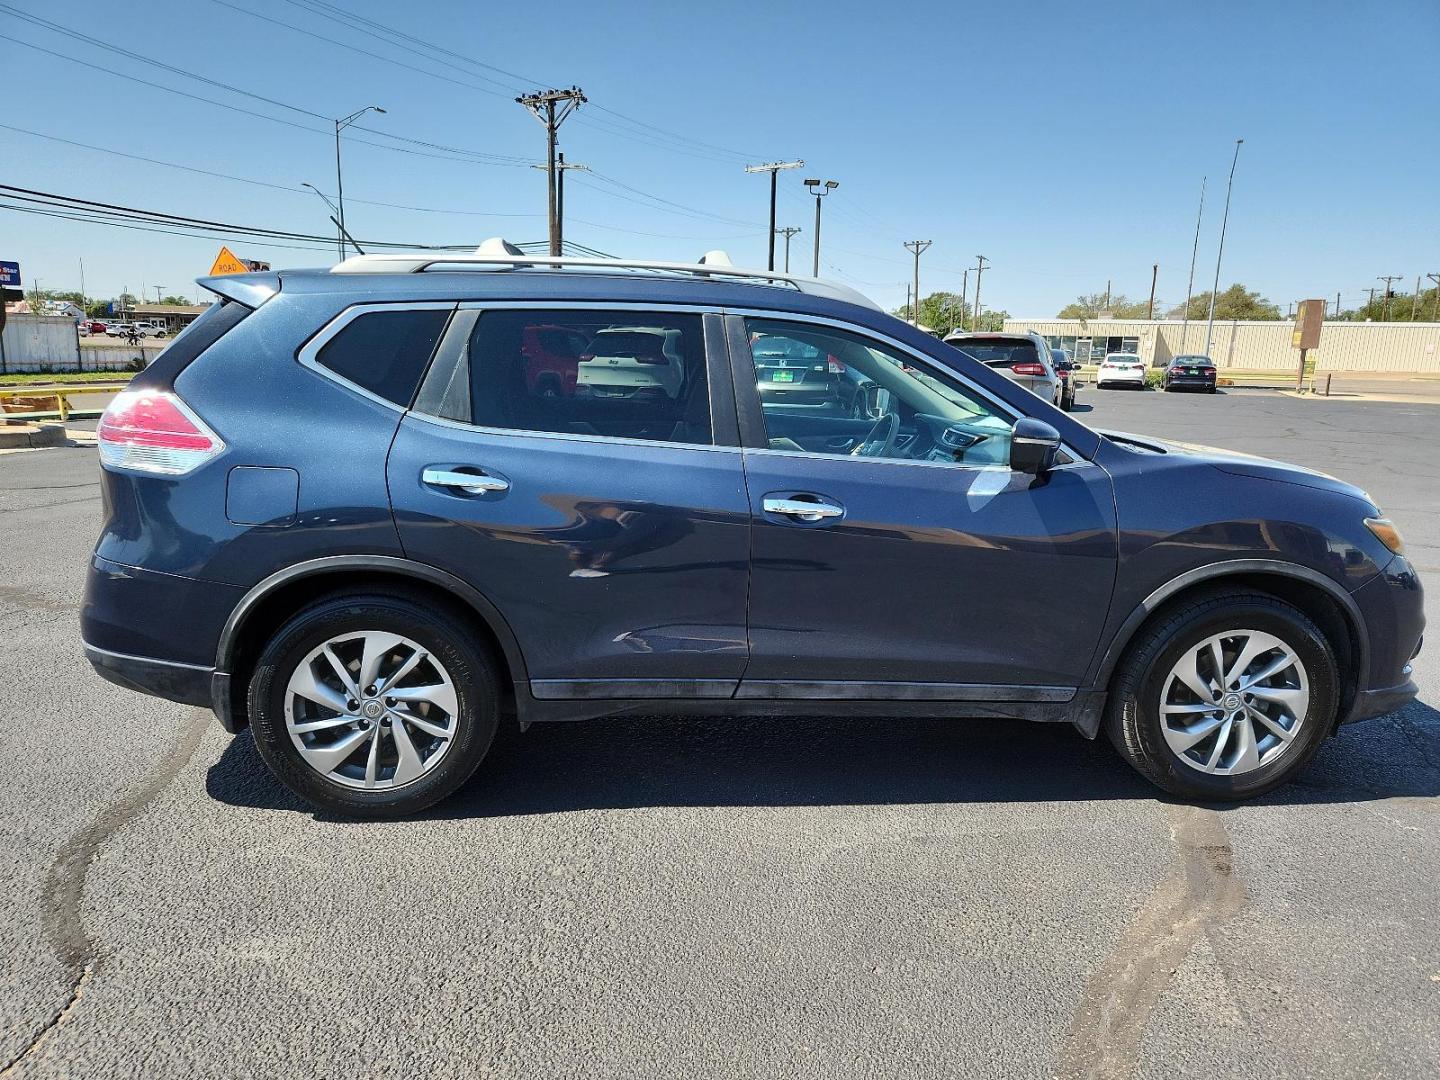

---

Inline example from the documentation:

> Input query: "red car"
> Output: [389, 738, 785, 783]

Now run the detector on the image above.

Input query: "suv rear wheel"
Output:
[1105, 592, 1339, 800]
[248, 592, 499, 817]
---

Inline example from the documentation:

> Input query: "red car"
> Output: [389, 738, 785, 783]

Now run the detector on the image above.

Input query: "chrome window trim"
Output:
[296, 301, 458, 413]
[404, 407, 744, 456]
[724, 307, 1093, 471]
[407, 300, 730, 453]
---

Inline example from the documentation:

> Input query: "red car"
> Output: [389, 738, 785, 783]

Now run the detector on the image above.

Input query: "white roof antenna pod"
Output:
[475, 237, 526, 256]
[697, 250, 733, 266]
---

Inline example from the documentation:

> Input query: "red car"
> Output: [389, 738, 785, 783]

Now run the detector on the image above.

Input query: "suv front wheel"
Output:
[1105, 592, 1339, 800]
[248, 592, 499, 817]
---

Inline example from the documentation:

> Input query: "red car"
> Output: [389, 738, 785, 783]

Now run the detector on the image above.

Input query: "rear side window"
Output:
[315, 307, 451, 405]
[414, 308, 712, 446]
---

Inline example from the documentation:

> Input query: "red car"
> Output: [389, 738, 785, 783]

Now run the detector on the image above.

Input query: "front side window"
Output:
[746, 318, 1014, 467]
[314, 307, 451, 405]
[414, 309, 712, 446]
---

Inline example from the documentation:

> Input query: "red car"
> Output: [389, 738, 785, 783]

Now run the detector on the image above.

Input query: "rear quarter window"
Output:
[314, 307, 452, 406]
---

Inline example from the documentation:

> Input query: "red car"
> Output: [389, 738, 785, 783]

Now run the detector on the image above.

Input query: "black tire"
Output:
[1104, 591, 1339, 801]
[248, 591, 500, 817]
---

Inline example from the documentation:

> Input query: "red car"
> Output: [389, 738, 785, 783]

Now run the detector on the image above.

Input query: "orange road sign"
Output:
[209, 246, 249, 276]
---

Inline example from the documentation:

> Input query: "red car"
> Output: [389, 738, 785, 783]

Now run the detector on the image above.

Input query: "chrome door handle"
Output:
[763, 497, 843, 522]
[421, 467, 510, 494]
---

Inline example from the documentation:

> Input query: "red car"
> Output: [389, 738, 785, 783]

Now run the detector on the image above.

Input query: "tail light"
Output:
[97, 390, 224, 476]
[826, 355, 846, 375]
[1011, 362, 1047, 376]
[1202, 366, 1216, 374]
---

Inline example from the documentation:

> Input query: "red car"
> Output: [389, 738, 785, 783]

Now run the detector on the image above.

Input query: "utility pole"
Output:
[517, 87, 586, 257]
[79, 258, 86, 306]
[1366, 287, 1377, 317]
[959, 268, 970, 332]
[1334, 291, 1341, 318]
[1377, 275, 1402, 321]
[1412, 275, 1422, 320]
[531, 153, 589, 253]
[1204, 139, 1243, 357]
[803, 178, 838, 277]
[1181, 176, 1207, 354]
[972, 255, 989, 332]
[153, 285, 165, 305]
[1147, 263, 1158, 320]
[1103, 279, 1111, 313]
[1428, 274, 1440, 322]
[904, 241, 932, 327]
[334, 105, 386, 260]
[776, 226, 801, 273]
[745, 161, 804, 270]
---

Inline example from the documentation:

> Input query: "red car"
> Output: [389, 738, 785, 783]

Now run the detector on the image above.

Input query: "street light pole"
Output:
[334, 105, 386, 261]
[1203, 139, 1243, 357]
[804, 178, 838, 277]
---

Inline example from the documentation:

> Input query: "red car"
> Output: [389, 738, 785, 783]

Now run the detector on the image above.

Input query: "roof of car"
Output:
[200, 264, 891, 324]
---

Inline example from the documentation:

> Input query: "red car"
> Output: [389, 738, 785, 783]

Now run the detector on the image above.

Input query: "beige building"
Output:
[1003, 317, 1440, 375]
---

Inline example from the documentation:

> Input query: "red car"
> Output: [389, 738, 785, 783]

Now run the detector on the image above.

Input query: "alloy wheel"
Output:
[284, 631, 460, 790]
[1158, 629, 1310, 775]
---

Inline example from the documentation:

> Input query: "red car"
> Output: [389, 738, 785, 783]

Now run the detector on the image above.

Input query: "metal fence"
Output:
[0, 316, 165, 372]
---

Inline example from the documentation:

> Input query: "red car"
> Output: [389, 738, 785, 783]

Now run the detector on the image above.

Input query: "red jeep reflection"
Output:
[521, 324, 590, 399]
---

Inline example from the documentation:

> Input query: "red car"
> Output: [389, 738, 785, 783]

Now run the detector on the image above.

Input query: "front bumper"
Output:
[1345, 679, 1419, 724]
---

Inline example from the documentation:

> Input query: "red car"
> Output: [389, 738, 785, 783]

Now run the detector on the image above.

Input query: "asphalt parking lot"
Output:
[2, 387, 1436, 1079]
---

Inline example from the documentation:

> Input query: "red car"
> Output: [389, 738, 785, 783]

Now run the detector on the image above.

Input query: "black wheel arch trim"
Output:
[1087, 558, 1370, 691]
[214, 555, 530, 688]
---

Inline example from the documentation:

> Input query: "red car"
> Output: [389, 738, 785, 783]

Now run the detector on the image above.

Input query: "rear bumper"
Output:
[1165, 375, 1216, 389]
[84, 643, 213, 707]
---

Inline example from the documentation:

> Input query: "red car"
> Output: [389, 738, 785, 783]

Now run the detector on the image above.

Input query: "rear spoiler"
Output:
[195, 272, 280, 309]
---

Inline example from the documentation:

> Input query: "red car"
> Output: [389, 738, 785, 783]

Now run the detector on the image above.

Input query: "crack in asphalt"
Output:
[1053, 804, 1247, 1080]
[0, 708, 208, 1076]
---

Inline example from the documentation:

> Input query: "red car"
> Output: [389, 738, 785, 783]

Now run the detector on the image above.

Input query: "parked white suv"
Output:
[942, 331, 1064, 409]
[134, 321, 168, 338]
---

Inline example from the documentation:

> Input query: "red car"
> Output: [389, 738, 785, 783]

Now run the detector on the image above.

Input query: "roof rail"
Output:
[329, 247, 879, 310]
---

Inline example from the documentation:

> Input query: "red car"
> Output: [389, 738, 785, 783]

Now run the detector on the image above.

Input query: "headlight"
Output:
[1364, 517, 1405, 555]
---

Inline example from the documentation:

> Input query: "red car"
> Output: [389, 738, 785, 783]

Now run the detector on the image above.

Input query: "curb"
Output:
[0, 423, 68, 449]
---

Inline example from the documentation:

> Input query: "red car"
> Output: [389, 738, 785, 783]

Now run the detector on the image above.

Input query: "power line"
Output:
[1, 35, 526, 169]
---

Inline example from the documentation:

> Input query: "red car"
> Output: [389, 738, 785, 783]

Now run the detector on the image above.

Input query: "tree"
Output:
[160, 294, 190, 306]
[892, 291, 970, 336]
[1058, 292, 1154, 319]
[1164, 284, 1280, 321]
[971, 309, 1010, 332]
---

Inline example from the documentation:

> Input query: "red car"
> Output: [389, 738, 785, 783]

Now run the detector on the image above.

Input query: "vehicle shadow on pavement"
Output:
[205, 701, 1440, 818]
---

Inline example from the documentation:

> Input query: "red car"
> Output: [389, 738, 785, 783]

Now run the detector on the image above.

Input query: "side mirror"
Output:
[1009, 417, 1061, 475]
[862, 383, 893, 418]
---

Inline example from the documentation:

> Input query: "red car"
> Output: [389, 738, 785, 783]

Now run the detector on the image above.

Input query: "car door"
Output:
[728, 313, 1118, 700]
[387, 304, 751, 701]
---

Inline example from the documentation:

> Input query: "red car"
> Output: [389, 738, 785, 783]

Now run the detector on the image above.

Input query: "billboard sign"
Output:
[0, 260, 19, 289]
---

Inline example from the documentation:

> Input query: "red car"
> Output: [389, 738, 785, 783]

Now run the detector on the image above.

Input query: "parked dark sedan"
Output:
[1164, 355, 1218, 392]
[82, 250, 1423, 817]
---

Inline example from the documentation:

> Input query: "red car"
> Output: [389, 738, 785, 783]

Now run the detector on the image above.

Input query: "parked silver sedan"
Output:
[943, 330, 1062, 407]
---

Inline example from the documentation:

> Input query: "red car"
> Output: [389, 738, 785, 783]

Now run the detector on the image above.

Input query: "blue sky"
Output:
[2, 0, 1436, 316]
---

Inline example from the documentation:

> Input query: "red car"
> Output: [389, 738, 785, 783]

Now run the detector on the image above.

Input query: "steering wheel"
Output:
[851, 412, 899, 458]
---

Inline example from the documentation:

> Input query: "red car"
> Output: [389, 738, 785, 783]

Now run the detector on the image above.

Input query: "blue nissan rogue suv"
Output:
[82, 250, 1424, 816]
